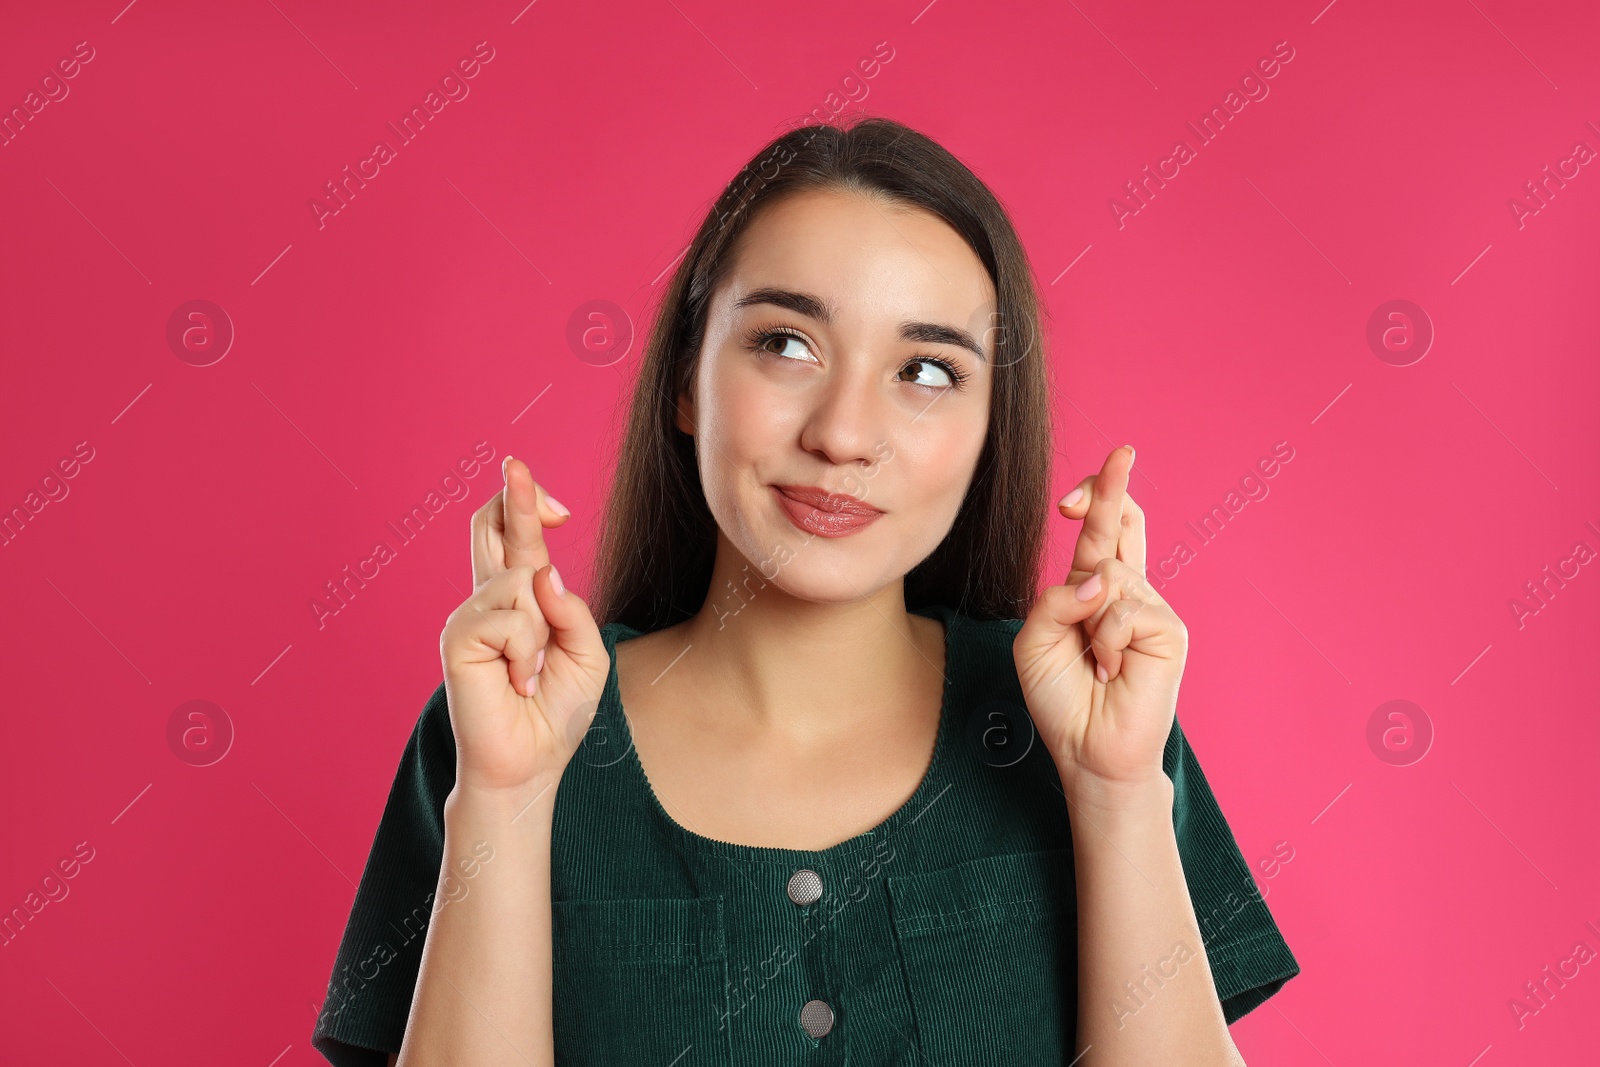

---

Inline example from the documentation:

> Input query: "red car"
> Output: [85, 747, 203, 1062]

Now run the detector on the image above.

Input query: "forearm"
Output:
[1063, 770, 1243, 1065]
[397, 777, 559, 1067]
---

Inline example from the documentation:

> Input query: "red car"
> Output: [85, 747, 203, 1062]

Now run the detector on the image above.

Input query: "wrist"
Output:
[446, 772, 563, 828]
[1056, 765, 1174, 823]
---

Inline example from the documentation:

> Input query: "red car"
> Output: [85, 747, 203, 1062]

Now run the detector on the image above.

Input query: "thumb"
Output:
[1017, 572, 1108, 657]
[534, 563, 608, 680]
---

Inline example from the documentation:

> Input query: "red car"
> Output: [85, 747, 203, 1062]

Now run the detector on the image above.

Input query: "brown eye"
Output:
[744, 327, 819, 364]
[898, 359, 957, 388]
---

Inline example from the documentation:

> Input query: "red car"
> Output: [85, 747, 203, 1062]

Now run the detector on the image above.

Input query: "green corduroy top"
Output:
[313, 603, 1300, 1066]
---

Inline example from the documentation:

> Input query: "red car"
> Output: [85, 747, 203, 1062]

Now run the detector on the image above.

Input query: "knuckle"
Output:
[441, 611, 467, 643]
[517, 612, 548, 646]
[1113, 559, 1146, 592]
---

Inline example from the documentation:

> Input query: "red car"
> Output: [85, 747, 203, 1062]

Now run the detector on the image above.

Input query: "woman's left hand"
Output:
[1012, 445, 1189, 805]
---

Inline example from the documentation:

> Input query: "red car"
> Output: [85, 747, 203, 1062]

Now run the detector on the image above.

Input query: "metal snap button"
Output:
[800, 998, 835, 1037]
[787, 868, 823, 906]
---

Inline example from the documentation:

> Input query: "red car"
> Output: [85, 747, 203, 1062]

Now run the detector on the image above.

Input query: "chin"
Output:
[758, 568, 889, 606]
[743, 528, 903, 604]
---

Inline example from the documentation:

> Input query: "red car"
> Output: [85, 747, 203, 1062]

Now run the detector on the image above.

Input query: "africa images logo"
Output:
[308, 41, 497, 230]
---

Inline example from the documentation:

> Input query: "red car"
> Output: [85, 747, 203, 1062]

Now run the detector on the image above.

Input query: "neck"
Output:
[676, 532, 944, 743]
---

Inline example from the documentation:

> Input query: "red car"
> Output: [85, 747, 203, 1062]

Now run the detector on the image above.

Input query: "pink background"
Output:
[3, 0, 1597, 1063]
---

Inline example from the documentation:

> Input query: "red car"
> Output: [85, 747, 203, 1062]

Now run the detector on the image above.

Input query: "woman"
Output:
[313, 116, 1298, 1066]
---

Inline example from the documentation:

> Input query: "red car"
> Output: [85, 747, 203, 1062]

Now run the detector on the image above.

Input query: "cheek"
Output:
[840, 424, 986, 577]
[697, 356, 800, 467]
[692, 360, 791, 536]
[910, 480, 964, 539]
[902, 425, 986, 520]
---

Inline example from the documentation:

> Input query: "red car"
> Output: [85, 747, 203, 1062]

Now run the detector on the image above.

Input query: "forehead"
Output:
[717, 187, 997, 338]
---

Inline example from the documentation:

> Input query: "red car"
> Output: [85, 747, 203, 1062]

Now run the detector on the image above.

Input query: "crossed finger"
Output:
[459, 564, 549, 696]
[470, 456, 570, 588]
[1075, 557, 1174, 682]
[1060, 445, 1145, 578]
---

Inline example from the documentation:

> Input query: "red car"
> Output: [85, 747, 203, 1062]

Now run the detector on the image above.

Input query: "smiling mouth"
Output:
[771, 485, 884, 538]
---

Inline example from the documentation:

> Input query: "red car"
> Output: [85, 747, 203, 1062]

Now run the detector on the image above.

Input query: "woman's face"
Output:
[679, 185, 997, 604]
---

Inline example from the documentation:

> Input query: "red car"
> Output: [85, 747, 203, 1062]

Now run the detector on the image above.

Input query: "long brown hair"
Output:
[590, 115, 1054, 632]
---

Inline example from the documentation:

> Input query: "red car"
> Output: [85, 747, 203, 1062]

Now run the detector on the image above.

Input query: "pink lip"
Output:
[772, 485, 884, 538]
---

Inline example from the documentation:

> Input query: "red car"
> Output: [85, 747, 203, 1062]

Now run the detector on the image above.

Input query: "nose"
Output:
[795, 359, 890, 470]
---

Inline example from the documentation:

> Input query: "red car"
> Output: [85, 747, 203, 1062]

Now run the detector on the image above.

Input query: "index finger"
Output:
[502, 456, 570, 572]
[1069, 445, 1134, 577]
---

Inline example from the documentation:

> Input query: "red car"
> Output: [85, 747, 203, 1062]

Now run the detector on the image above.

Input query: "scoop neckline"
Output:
[599, 603, 961, 863]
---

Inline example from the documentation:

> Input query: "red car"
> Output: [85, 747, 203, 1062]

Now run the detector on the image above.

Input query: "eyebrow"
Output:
[732, 286, 988, 364]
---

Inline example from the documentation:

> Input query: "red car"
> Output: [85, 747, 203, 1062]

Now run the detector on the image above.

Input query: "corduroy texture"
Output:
[313, 604, 1300, 1066]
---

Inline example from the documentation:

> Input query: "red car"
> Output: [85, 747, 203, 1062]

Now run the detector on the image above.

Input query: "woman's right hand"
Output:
[439, 456, 609, 794]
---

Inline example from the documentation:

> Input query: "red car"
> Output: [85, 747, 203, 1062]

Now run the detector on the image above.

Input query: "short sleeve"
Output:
[1164, 714, 1301, 1023]
[312, 682, 457, 1066]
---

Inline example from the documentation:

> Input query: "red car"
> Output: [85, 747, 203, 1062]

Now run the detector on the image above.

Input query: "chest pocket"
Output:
[552, 896, 733, 1067]
[886, 849, 1078, 1064]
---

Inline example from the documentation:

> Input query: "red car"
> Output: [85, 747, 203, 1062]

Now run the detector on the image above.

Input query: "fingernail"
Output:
[1123, 445, 1136, 463]
[546, 493, 570, 517]
[502, 455, 513, 482]
[535, 647, 545, 674]
[549, 565, 565, 597]
[1096, 662, 1109, 683]
[1060, 487, 1084, 508]
[526, 673, 539, 696]
[1076, 573, 1102, 600]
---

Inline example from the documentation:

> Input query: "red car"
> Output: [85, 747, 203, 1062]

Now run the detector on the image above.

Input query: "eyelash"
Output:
[739, 323, 972, 391]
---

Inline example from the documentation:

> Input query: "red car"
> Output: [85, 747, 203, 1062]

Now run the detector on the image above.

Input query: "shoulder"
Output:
[929, 601, 1024, 641]
[935, 604, 1025, 686]
[905, 604, 1030, 724]
[597, 618, 648, 660]
[930, 605, 1038, 755]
